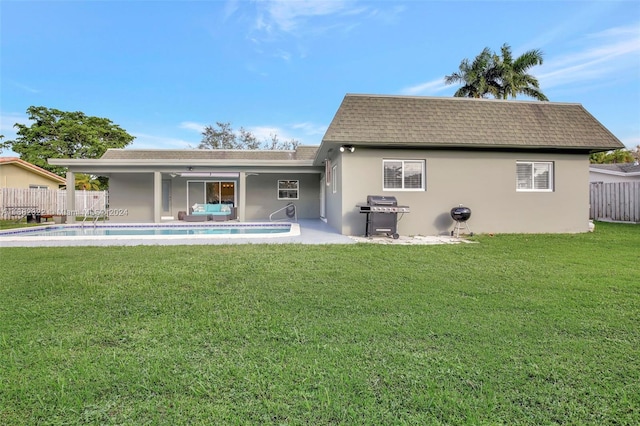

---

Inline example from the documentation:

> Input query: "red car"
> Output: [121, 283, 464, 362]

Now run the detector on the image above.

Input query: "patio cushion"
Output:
[191, 203, 231, 216]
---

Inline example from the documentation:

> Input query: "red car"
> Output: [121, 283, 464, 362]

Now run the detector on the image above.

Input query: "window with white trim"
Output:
[331, 164, 337, 194]
[278, 180, 299, 200]
[29, 185, 48, 189]
[383, 159, 425, 191]
[516, 161, 554, 191]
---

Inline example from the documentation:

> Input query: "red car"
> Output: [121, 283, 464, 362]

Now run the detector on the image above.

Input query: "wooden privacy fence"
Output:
[0, 188, 108, 220]
[590, 182, 640, 223]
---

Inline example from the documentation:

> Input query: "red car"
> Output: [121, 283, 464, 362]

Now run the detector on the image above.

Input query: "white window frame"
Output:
[29, 185, 49, 189]
[382, 159, 426, 191]
[277, 180, 299, 200]
[331, 164, 337, 194]
[516, 161, 554, 192]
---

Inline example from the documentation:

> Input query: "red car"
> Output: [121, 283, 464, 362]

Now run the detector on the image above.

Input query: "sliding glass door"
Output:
[206, 182, 235, 204]
[187, 181, 236, 207]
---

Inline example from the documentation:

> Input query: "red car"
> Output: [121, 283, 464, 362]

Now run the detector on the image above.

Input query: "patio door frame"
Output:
[187, 180, 237, 208]
[162, 179, 172, 214]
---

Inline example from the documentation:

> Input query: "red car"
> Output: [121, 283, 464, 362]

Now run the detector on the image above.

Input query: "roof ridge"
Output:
[343, 93, 582, 106]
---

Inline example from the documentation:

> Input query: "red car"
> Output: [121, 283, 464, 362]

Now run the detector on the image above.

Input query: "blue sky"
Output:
[1, 0, 639, 156]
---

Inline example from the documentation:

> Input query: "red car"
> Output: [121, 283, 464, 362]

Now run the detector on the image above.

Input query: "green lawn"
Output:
[0, 219, 44, 230]
[1, 222, 639, 425]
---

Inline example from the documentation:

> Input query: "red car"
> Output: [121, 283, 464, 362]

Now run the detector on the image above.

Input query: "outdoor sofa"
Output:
[187, 203, 232, 221]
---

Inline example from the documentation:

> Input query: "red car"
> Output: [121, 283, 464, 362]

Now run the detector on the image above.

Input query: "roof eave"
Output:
[2, 158, 67, 184]
[313, 140, 620, 161]
[48, 158, 317, 168]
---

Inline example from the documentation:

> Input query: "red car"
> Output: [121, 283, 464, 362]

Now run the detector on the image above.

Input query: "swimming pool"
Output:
[0, 222, 299, 242]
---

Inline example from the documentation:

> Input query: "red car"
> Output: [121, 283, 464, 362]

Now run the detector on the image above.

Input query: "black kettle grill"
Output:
[450, 205, 473, 237]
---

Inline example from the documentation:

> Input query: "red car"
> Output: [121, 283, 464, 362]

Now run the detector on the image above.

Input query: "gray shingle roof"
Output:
[101, 145, 319, 161]
[321, 94, 624, 151]
[590, 163, 640, 174]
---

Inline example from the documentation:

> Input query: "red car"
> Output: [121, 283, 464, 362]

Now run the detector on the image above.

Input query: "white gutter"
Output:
[48, 159, 317, 167]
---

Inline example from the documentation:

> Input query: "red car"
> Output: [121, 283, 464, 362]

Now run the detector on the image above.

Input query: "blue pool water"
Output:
[0, 224, 291, 238]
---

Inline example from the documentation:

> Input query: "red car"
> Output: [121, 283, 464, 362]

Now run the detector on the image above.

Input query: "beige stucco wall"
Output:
[164, 177, 189, 218]
[106, 172, 322, 222]
[107, 173, 155, 222]
[245, 173, 321, 220]
[0, 163, 63, 189]
[324, 155, 343, 232]
[336, 148, 590, 235]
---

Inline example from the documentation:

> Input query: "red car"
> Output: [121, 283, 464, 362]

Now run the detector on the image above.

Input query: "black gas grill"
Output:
[357, 195, 410, 239]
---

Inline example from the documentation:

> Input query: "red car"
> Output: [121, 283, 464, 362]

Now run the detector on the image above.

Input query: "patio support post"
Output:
[238, 172, 246, 222]
[153, 171, 162, 223]
[66, 171, 76, 223]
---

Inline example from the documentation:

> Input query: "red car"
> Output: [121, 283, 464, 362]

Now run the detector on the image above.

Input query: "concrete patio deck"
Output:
[0, 219, 469, 247]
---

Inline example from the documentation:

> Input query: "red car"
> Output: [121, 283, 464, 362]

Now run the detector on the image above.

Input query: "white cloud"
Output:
[175, 120, 324, 147]
[130, 132, 196, 150]
[247, 125, 284, 141]
[244, 1, 405, 65]
[291, 121, 327, 136]
[258, 0, 353, 33]
[274, 49, 292, 61]
[246, 122, 324, 145]
[9, 81, 40, 94]
[179, 121, 206, 133]
[538, 23, 640, 90]
[223, 0, 240, 21]
[0, 112, 29, 137]
[0, 112, 32, 155]
[249, 0, 389, 44]
[400, 78, 451, 96]
[620, 135, 640, 150]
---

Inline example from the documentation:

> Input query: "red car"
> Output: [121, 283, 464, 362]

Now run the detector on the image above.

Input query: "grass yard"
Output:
[1, 222, 639, 425]
[0, 219, 45, 230]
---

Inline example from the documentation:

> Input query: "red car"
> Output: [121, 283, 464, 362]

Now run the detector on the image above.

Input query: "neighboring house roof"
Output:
[589, 163, 640, 177]
[0, 157, 67, 184]
[316, 94, 624, 163]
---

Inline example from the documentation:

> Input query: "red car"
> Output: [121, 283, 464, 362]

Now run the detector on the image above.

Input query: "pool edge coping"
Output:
[0, 222, 300, 242]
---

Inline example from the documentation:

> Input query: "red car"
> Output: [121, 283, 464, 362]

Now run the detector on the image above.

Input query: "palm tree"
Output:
[75, 173, 101, 190]
[444, 48, 500, 98]
[494, 44, 548, 101]
[445, 44, 548, 101]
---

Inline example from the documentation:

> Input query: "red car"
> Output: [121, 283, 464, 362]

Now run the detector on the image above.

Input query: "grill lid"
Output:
[367, 195, 397, 206]
[451, 206, 472, 222]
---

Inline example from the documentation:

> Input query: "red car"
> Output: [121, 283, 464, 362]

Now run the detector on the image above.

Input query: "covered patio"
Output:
[49, 146, 322, 224]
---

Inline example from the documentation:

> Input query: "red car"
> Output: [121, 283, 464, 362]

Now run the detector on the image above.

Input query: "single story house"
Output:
[0, 157, 66, 189]
[50, 94, 624, 235]
[589, 163, 640, 183]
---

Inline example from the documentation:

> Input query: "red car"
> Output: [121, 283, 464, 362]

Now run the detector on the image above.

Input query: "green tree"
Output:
[631, 145, 640, 163]
[75, 173, 102, 190]
[493, 44, 547, 100]
[266, 133, 299, 150]
[198, 122, 298, 150]
[590, 149, 635, 164]
[445, 44, 547, 101]
[199, 122, 238, 149]
[0, 106, 134, 176]
[444, 47, 500, 98]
